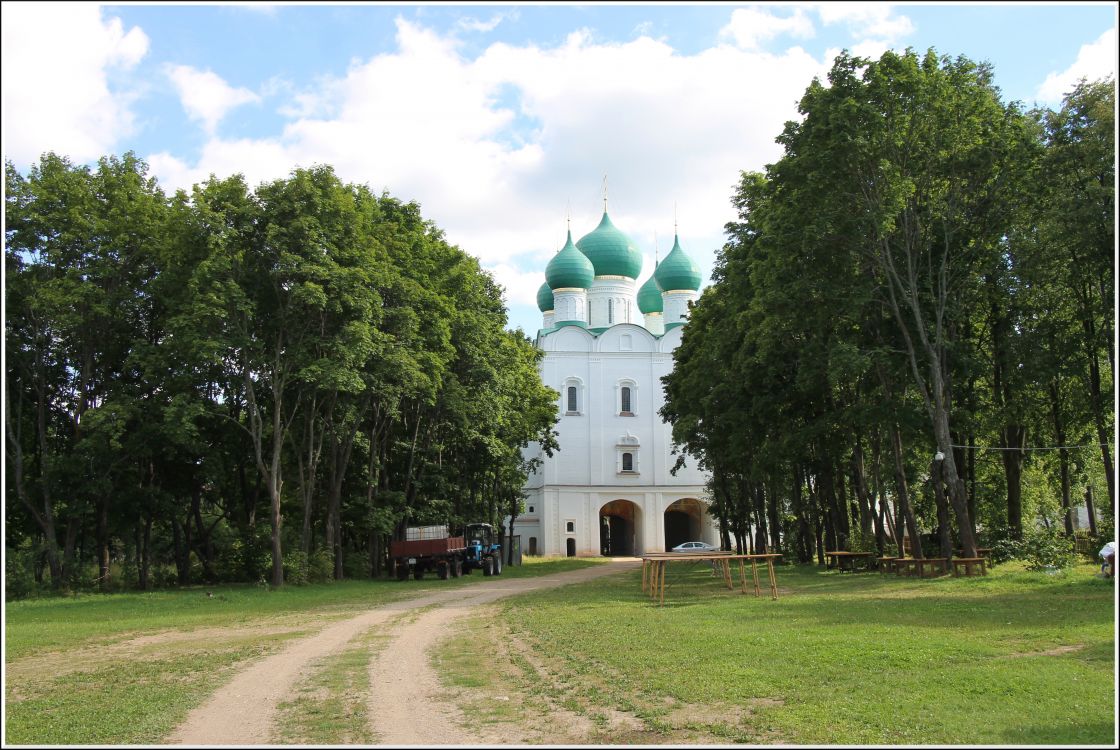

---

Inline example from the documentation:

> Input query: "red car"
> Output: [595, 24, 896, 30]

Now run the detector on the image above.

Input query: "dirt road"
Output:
[167, 560, 639, 745]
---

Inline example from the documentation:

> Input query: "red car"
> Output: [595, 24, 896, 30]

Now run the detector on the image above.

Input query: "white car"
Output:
[671, 541, 719, 553]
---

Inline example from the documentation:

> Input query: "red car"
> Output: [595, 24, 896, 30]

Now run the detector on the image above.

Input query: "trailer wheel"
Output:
[396, 563, 409, 581]
[413, 567, 424, 580]
[438, 561, 449, 580]
[494, 555, 503, 575]
[451, 559, 462, 578]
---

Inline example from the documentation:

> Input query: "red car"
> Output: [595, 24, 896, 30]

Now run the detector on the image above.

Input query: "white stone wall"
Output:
[662, 290, 697, 327]
[518, 322, 715, 556]
[587, 277, 637, 328]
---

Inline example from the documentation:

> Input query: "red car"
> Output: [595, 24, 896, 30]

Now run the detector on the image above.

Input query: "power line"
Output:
[949, 443, 1111, 452]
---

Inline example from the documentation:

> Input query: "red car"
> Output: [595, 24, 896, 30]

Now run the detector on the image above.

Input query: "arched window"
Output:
[617, 379, 637, 416]
[622, 452, 634, 472]
[563, 378, 584, 415]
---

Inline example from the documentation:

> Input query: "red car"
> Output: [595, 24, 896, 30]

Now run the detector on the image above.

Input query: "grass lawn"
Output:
[443, 559, 1117, 745]
[3, 556, 601, 745]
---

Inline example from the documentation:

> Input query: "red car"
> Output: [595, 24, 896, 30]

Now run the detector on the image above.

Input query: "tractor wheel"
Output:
[413, 567, 425, 580]
[483, 556, 493, 576]
[494, 555, 503, 575]
[438, 562, 449, 580]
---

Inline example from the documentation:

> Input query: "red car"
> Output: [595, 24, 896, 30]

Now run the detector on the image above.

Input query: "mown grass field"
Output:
[439, 559, 1118, 746]
[3, 557, 599, 745]
[5, 556, 1116, 745]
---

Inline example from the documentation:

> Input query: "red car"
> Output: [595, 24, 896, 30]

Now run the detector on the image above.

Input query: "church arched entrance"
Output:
[664, 498, 704, 550]
[599, 499, 641, 556]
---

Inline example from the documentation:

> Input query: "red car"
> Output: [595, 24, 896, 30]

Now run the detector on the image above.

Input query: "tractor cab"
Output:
[458, 522, 503, 575]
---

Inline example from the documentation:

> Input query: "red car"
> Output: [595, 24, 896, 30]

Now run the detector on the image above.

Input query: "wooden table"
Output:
[894, 557, 950, 578]
[825, 551, 875, 572]
[641, 552, 781, 605]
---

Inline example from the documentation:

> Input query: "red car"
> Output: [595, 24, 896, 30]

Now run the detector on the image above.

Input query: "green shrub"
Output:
[282, 550, 310, 585]
[308, 548, 334, 583]
[1014, 528, 1078, 572]
[5, 543, 39, 601]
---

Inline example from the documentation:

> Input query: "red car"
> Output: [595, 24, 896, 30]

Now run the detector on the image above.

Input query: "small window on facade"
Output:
[608, 298, 614, 324]
[528, 505, 534, 514]
[567, 386, 578, 413]
[622, 452, 634, 472]
[620, 386, 632, 415]
[566, 521, 575, 533]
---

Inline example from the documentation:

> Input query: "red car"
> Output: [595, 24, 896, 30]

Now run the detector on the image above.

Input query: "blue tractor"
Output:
[460, 522, 503, 576]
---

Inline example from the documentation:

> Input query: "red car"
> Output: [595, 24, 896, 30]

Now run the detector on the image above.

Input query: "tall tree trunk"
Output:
[1048, 380, 1074, 535]
[1000, 426, 1027, 538]
[1084, 485, 1098, 535]
[930, 458, 953, 558]
[890, 424, 923, 559]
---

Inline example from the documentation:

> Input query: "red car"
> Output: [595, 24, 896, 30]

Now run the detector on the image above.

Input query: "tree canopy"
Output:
[6, 158, 558, 591]
[662, 51, 1114, 563]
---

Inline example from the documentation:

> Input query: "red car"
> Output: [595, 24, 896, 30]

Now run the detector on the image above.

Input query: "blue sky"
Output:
[3, 2, 1116, 335]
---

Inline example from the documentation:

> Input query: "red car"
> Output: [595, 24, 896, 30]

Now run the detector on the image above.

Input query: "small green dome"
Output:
[537, 282, 554, 312]
[576, 211, 642, 279]
[546, 230, 594, 290]
[653, 235, 701, 291]
[637, 272, 663, 314]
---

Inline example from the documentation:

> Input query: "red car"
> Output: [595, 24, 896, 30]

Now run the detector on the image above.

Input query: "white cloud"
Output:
[815, 2, 914, 44]
[144, 16, 832, 332]
[456, 11, 513, 34]
[1036, 27, 1117, 104]
[720, 6, 815, 50]
[1, 3, 148, 164]
[166, 65, 261, 135]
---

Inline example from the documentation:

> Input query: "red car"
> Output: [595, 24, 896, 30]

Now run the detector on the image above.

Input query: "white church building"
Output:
[514, 205, 719, 557]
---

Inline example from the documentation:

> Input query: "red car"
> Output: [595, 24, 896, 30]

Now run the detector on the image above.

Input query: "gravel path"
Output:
[167, 560, 639, 745]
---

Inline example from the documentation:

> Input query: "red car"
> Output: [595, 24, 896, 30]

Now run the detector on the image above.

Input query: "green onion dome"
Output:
[546, 230, 595, 290]
[537, 281, 554, 312]
[637, 271, 663, 314]
[653, 234, 701, 291]
[575, 211, 643, 279]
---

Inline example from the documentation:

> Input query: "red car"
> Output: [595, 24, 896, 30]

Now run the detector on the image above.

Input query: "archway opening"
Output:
[664, 498, 704, 550]
[599, 499, 641, 556]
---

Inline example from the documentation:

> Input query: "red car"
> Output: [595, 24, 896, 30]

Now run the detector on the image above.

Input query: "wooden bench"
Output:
[877, 556, 900, 574]
[894, 557, 949, 578]
[954, 547, 993, 564]
[951, 557, 987, 576]
[825, 551, 875, 572]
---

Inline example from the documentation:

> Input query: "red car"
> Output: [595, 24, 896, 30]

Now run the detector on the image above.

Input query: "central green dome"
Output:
[545, 230, 595, 290]
[637, 271, 663, 314]
[576, 211, 642, 279]
[653, 235, 701, 292]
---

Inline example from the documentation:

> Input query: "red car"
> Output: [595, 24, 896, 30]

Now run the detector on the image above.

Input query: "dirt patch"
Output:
[1004, 644, 1087, 658]
[6, 623, 311, 684]
[166, 561, 639, 745]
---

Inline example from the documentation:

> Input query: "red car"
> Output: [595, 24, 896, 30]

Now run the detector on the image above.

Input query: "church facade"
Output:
[513, 206, 718, 557]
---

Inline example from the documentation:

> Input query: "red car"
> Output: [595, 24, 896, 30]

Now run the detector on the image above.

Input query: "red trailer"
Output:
[390, 526, 468, 580]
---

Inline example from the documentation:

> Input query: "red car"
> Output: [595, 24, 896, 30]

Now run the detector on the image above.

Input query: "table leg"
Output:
[721, 559, 733, 590]
[767, 559, 778, 600]
[738, 559, 748, 594]
[641, 559, 648, 591]
[654, 561, 663, 608]
[751, 559, 761, 597]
